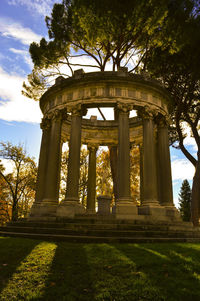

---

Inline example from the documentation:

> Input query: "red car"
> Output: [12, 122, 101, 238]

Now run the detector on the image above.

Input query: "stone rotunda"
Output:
[29, 69, 180, 222]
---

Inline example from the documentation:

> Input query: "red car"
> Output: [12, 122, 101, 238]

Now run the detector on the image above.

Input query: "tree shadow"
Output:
[0, 237, 40, 293]
[114, 243, 200, 301]
[35, 242, 94, 301]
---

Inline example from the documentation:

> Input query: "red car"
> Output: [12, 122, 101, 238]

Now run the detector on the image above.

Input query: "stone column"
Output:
[139, 143, 144, 205]
[115, 103, 138, 219]
[139, 108, 165, 217]
[156, 115, 180, 219]
[40, 109, 64, 219]
[57, 105, 86, 218]
[29, 116, 51, 219]
[86, 144, 98, 214]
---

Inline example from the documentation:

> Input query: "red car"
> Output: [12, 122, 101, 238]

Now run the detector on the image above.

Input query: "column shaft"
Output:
[65, 113, 82, 201]
[157, 120, 174, 206]
[142, 117, 159, 205]
[44, 114, 62, 203]
[139, 143, 144, 204]
[86, 145, 97, 213]
[117, 108, 131, 200]
[35, 119, 51, 203]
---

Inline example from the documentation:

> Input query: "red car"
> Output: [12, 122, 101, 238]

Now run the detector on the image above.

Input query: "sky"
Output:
[0, 0, 197, 208]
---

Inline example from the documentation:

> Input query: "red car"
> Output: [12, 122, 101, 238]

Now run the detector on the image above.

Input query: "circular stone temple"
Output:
[29, 69, 180, 221]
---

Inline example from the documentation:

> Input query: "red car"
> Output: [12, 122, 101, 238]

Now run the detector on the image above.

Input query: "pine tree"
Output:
[178, 179, 191, 222]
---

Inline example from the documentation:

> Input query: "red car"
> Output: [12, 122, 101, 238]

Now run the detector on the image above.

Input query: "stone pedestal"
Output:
[115, 198, 139, 220]
[97, 195, 112, 215]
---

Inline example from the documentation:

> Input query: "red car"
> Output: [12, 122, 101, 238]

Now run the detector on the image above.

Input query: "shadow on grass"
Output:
[35, 242, 94, 301]
[115, 243, 200, 301]
[0, 237, 40, 293]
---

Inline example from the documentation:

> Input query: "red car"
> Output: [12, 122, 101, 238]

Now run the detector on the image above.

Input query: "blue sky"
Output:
[0, 0, 196, 207]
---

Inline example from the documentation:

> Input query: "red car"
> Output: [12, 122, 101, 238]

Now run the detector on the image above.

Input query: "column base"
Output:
[164, 205, 181, 221]
[57, 198, 85, 219]
[28, 199, 57, 221]
[28, 202, 41, 220]
[138, 204, 181, 222]
[86, 208, 96, 215]
[115, 198, 139, 220]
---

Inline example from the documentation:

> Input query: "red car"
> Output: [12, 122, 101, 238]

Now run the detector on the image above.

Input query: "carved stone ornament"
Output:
[88, 144, 98, 152]
[157, 114, 170, 127]
[140, 106, 159, 120]
[40, 117, 51, 130]
[69, 104, 87, 116]
[116, 102, 133, 113]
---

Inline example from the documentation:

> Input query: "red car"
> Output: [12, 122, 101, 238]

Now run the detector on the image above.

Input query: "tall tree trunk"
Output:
[191, 152, 200, 226]
[12, 199, 18, 221]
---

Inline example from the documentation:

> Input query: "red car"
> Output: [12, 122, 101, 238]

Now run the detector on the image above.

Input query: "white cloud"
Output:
[9, 48, 33, 69]
[182, 122, 198, 152]
[8, 0, 61, 16]
[171, 158, 195, 181]
[0, 67, 42, 123]
[0, 17, 41, 45]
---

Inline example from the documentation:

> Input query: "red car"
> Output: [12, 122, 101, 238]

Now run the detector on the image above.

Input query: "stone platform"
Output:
[0, 216, 200, 243]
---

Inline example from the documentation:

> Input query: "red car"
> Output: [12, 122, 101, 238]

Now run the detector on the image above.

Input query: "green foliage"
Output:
[179, 179, 192, 221]
[23, 0, 187, 100]
[0, 142, 37, 221]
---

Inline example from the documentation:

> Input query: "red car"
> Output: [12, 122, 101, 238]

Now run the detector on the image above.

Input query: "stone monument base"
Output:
[115, 198, 140, 220]
[57, 198, 85, 219]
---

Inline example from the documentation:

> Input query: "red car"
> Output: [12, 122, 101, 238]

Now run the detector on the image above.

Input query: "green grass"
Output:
[0, 237, 200, 300]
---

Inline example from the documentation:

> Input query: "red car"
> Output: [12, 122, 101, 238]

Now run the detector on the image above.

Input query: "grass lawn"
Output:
[0, 237, 200, 300]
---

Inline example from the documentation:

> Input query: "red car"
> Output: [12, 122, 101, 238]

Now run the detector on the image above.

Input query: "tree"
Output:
[144, 5, 200, 225]
[0, 161, 10, 225]
[179, 179, 191, 221]
[0, 142, 37, 221]
[23, 0, 180, 100]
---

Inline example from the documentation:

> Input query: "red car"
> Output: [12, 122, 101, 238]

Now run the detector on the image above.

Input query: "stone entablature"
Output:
[62, 116, 142, 145]
[40, 71, 171, 118]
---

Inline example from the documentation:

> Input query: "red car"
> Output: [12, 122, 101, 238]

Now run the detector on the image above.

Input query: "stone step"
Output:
[6, 221, 195, 232]
[1, 225, 200, 238]
[1, 231, 200, 243]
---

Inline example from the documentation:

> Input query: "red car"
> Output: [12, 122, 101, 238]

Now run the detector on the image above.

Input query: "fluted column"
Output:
[57, 105, 86, 218]
[65, 105, 83, 202]
[157, 115, 174, 206]
[142, 108, 160, 206]
[40, 110, 64, 218]
[35, 117, 51, 203]
[86, 144, 98, 214]
[139, 143, 144, 205]
[117, 103, 132, 201]
[115, 103, 138, 219]
[29, 116, 51, 219]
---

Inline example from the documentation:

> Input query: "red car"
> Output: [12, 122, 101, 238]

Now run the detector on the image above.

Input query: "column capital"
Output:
[140, 106, 159, 120]
[87, 144, 98, 152]
[40, 116, 51, 130]
[156, 114, 170, 128]
[116, 102, 133, 114]
[68, 104, 87, 116]
[52, 109, 68, 121]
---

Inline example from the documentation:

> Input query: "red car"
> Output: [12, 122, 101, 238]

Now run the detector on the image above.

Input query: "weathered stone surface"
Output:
[29, 71, 180, 223]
